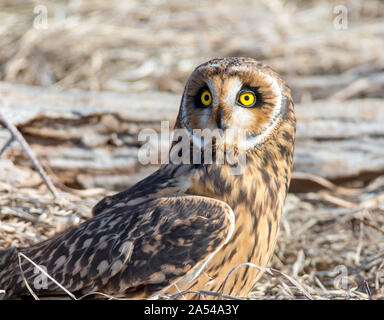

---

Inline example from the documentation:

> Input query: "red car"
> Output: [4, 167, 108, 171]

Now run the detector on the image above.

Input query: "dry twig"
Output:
[0, 104, 60, 200]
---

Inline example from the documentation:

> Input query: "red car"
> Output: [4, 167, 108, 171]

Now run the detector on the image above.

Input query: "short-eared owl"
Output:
[0, 57, 295, 299]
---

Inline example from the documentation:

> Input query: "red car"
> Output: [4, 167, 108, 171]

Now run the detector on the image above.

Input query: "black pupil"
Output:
[244, 95, 249, 101]
[204, 94, 209, 101]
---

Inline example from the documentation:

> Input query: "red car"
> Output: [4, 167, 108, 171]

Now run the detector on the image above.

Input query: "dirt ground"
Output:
[1, 0, 384, 299]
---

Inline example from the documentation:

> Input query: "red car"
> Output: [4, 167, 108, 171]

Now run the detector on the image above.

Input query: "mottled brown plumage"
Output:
[0, 57, 295, 299]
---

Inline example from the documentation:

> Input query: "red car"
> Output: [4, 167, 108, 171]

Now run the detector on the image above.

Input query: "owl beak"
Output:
[216, 108, 225, 130]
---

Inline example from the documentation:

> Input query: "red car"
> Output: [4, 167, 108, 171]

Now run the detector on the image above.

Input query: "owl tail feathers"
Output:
[0, 247, 22, 299]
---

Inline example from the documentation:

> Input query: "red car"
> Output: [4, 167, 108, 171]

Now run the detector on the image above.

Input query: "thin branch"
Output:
[198, 290, 245, 300]
[18, 252, 77, 300]
[318, 191, 357, 209]
[357, 192, 384, 210]
[363, 280, 372, 300]
[0, 135, 15, 156]
[219, 262, 270, 297]
[353, 217, 384, 235]
[0, 107, 60, 200]
[292, 172, 362, 196]
[17, 252, 40, 300]
[2, 206, 40, 224]
[269, 268, 314, 300]
[77, 291, 126, 300]
[158, 290, 245, 300]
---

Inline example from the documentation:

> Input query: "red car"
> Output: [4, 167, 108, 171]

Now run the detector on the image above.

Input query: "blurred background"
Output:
[1, 0, 384, 299]
[1, 0, 383, 100]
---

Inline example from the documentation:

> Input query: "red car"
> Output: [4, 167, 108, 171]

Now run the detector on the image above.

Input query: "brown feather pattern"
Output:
[0, 57, 295, 299]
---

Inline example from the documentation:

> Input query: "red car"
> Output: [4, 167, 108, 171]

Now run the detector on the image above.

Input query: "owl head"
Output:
[176, 57, 293, 151]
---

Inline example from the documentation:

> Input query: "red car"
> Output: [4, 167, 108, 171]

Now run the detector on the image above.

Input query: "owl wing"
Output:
[92, 164, 193, 216]
[0, 195, 235, 299]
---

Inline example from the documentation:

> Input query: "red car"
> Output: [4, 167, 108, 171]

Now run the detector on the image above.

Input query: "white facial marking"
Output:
[243, 71, 282, 148]
[227, 65, 282, 148]
[223, 77, 243, 106]
[229, 105, 254, 129]
[181, 65, 283, 151]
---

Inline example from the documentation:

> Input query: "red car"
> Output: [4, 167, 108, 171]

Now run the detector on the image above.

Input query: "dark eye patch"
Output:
[237, 86, 263, 108]
[194, 86, 212, 108]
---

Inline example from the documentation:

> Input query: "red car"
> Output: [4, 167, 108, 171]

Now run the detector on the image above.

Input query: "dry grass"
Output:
[1, 0, 384, 100]
[1, 165, 384, 299]
[256, 178, 384, 299]
[1, 0, 384, 299]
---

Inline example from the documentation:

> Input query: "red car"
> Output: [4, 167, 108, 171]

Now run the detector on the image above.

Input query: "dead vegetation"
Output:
[1, 175, 383, 300]
[1, 0, 384, 101]
[0, 0, 384, 299]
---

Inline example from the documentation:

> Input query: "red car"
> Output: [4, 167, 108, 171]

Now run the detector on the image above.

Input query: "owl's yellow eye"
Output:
[238, 91, 256, 107]
[200, 90, 212, 106]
